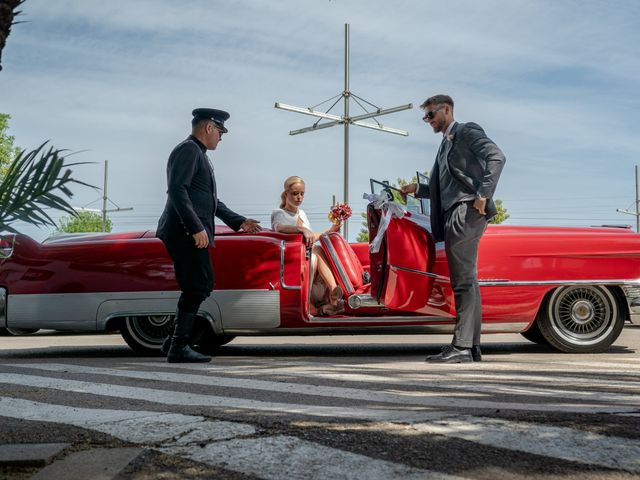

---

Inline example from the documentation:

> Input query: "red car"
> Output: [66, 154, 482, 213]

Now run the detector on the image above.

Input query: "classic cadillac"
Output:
[1, 179, 638, 354]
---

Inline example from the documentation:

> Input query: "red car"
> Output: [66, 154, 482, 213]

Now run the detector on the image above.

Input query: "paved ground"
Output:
[1, 328, 639, 479]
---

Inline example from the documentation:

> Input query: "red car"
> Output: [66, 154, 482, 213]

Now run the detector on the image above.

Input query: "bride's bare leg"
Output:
[312, 246, 343, 308]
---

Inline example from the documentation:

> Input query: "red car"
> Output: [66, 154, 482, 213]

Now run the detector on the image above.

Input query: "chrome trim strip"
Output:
[280, 240, 302, 291]
[479, 278, 640, 287]
[390, 265, 443, 280]
[320, 234, 354, 294]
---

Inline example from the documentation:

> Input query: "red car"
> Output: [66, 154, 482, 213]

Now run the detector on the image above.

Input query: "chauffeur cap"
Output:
[192, 108, 230, 133]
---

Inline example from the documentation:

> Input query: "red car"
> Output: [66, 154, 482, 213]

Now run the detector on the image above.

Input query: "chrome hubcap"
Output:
[550, 286, 616, 345]
[571, 300, 594, 324]
[126, 315, 174, 347]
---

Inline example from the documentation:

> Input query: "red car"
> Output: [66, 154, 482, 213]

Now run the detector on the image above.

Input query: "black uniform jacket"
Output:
[416, 122, 506, 242]
[156, 136, 245, 245]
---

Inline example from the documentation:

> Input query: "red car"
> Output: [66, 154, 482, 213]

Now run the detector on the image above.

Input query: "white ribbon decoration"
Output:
[363, 192, 433, 253]
[362, 192, 407, 253]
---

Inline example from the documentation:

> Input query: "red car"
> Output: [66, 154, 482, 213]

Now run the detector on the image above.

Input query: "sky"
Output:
[1, 0, 639, 241]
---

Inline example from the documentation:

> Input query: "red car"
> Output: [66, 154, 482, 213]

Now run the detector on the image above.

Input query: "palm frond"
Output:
[0, 141, 97, 233]
[0, 0, 26, 72]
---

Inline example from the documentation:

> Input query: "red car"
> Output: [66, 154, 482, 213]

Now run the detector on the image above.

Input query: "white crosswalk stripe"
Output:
[1, 358, 640, 477]
[0, 397, 467, 480]
[7, 362, 639, 413]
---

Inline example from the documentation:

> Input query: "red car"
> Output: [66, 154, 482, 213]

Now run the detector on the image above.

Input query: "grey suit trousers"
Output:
[444, 201, 487, 348]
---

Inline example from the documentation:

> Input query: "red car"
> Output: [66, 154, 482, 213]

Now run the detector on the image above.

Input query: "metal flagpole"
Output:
[343, 24, 350, 238]
[275, 23, 412, 240]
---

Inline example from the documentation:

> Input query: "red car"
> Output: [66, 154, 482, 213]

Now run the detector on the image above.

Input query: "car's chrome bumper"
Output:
[621, 284, 640, 324]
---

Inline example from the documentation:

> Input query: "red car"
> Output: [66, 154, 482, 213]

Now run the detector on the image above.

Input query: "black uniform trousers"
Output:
[161, 233, 214, 315]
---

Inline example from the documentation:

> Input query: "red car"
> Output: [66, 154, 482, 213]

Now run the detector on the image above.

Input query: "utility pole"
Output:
[82, 160, 133, 231]
[100, 160, 133, 231]
[616, 165, 640, 232]
[275, 23, 412, 240]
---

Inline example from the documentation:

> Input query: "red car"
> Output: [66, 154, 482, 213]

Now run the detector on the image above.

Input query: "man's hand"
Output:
[473, 197, 487, 215]
[240, 219, 262, 234]
[400, 183, 418, 195]
[192, 230, 209, 248]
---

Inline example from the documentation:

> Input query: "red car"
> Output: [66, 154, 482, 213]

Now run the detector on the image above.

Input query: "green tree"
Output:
[58, 210, 111, 233]
[357, 175, 508, 242]
[0, 113, 21, 178]
[0, 0, 24, 72]
[489, 198, 509, 224]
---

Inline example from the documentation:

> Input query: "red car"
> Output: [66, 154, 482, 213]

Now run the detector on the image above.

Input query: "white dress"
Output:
[271, 208, 312, 231]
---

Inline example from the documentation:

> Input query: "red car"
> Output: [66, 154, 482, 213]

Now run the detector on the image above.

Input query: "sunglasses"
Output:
[422, 106, 444, 122]
[212, 123, 225, 136]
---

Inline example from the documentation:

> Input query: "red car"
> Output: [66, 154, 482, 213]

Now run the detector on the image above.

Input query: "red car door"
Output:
[376, 213, 438, 313]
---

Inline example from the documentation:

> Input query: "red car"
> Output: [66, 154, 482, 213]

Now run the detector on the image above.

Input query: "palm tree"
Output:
[0, 142, 94, 232]
[0, 0, 24, 72]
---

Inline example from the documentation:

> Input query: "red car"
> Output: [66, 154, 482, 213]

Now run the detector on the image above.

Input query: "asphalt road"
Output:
[1, 328, 639, 479]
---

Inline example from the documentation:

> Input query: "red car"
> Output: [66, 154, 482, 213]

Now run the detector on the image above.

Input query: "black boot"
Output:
[160, 335, 172, 355]
[167, 312, 211, 363]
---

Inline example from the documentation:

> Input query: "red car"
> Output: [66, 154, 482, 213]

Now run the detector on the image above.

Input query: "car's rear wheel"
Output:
[0, 327, 39, 336]
[538, 285, 624, 353]
[120, 315, 235, 355]
[121, 315, 175, 355]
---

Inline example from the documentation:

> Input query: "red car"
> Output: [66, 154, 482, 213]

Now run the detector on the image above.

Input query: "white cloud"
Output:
[1, 0, 639, 240]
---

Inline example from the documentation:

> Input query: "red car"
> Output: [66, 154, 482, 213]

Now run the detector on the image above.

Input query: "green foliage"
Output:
[356, 212, 369, 242]
[0, 141, 94, 233]
[0, 113, 21, 179]
[489, 198, 509, 224]
[0, 1, 25, 72]
[58, 210, 111, 233]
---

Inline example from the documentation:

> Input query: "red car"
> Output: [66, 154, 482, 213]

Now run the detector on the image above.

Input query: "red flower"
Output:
[328, 203, 352, 225]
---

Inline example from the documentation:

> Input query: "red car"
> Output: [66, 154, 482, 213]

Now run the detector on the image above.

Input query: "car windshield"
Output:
[369, 179, 423, 214]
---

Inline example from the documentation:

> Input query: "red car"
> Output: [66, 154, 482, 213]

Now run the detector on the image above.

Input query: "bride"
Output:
[271, 176, 344, 315]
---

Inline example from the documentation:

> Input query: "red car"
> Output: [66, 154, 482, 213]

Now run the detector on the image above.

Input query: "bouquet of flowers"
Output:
[328, 203, 352, 225]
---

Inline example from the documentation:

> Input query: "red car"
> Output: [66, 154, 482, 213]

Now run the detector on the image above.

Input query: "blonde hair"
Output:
[280, 175, 305, 209]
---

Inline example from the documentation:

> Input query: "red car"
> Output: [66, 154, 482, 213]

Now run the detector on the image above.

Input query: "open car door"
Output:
[368, 178, 440, 315]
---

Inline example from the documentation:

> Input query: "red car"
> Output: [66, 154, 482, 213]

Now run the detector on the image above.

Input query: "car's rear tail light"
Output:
[0, 235, 16, 259]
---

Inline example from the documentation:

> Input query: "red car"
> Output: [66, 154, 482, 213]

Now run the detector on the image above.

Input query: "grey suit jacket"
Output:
[416, 122, 506, 242]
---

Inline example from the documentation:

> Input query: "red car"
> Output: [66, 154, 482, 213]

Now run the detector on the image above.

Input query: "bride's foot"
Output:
[329, 286, 343, 304]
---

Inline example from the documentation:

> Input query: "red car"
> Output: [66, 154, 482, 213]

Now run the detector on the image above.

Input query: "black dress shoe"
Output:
[425, 345, 473, 363]
[471, 345, 482, 362]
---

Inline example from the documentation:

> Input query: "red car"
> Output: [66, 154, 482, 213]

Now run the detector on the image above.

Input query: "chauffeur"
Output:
[402, 95, 506, 364]
[157, 108, 261, 363]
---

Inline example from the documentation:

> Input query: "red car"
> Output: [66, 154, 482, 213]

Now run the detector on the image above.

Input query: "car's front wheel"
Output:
[538, 285, 624, 353]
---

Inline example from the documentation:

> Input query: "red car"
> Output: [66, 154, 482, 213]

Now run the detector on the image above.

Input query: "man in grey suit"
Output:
[402, 95, 505, 363]
[157, 108, 261, 363]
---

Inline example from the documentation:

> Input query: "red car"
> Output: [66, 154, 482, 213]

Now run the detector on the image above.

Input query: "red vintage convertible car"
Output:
[1, 179, 638, 354]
